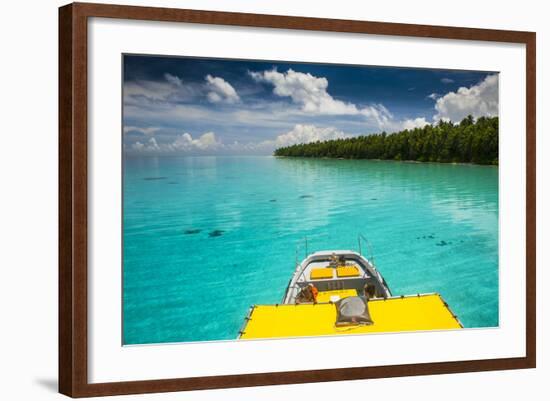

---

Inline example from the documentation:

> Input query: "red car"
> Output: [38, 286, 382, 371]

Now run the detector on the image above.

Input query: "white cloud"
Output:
[124, 74, 200, 103]
[148, 137, 160, 150]
[249, 69, 393, 128]
[127, 125, 351, 155]
[205, 75, 240, 104]
[402, 117, 430, 130]
[171, 132, 221, 151]
[441, 77, 455, 84]
[124, 80, 176, 101]
[271, 124, 350, 148]
[434, 74, 499, 122]
[131, 141, 145, 151]
[249, 69, 356, 114]
[131, 137, 160, 152]
[361, 104, 394, 129]
[129, 132, 222, 153]
[427, 93, 440, 100]
[123, 126, 160, 135]
[238, 124, 351, 153]
[164, 73, 182, 87]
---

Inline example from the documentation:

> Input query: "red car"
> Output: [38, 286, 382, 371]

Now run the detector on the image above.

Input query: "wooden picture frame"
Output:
[59, 2, 536, 397]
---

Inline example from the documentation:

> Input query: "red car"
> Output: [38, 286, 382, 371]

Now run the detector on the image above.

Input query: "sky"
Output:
[123, 55, 498, 155]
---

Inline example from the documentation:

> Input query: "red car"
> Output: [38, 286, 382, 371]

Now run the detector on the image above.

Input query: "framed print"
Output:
[58, 2, 536, 397]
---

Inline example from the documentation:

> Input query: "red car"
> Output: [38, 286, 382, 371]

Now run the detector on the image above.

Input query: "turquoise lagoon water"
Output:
[123, 156, 499, 345]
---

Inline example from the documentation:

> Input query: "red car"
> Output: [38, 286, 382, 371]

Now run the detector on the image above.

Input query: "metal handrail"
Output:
[358, 234, 375, 267]
[294, 237, 311, 283]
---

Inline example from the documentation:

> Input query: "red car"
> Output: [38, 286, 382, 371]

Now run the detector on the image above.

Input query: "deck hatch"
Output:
[310, 268, 334, 280]
[336, 266, 360, 277]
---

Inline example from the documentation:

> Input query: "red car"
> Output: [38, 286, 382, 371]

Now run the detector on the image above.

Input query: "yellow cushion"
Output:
[310, 268, 334, 280]
[336, 266, 360, 277]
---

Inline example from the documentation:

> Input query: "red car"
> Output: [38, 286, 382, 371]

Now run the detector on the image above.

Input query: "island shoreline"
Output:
[274, 116, 499, 166]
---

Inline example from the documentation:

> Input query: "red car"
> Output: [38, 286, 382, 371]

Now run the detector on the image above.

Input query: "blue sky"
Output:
[123, 55, 498, 155]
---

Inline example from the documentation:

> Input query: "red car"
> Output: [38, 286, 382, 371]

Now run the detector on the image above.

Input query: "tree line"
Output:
[274, 116, 498, 165]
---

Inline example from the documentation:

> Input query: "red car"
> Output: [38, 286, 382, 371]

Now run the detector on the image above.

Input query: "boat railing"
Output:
[294, 240, 310, 282]
[292, 234, 379, 279]
[358, 234, 376, 268]
[294, 234, 376, 269]
[283, 238, 311, 302]
[358, 235, 392, 295]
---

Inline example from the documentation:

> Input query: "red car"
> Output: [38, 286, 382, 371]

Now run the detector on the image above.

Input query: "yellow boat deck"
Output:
[239, 293, 461, 340]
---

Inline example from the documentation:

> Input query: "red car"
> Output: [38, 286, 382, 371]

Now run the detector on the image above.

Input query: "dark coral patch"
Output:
[208, 230, 225, 238]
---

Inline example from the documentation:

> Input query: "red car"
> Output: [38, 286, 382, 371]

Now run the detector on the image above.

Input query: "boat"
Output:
[238, 236, 462, 340]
